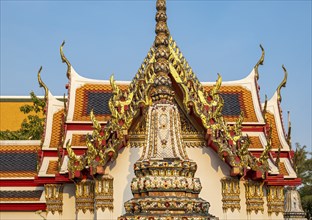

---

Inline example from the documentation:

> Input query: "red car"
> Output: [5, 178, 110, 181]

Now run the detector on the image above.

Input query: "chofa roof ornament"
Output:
[60, 41, 71, 79]
[277, 65, 288, 103]
[254, 44, 265, 81]
[37, 66, 49, 103]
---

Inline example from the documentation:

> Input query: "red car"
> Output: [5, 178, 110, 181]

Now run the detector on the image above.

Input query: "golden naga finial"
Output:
[60, 40, 71, 79]
[210, 73, 222, 96]
[110, 74, 120, 96]
[254, 44, 265, 80]
[277, 65, 288, 103]
[37, 66, 49, 102]
[90, 109, 101, 132]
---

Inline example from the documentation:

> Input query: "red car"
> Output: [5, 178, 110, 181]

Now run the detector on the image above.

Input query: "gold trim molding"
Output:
[95, 174, 114, 211]
[221, 177, 240, 212]
[244, 180, 264, 214]
[75, 180, 95, 213]
[45, 184, 64, 214]
[267, 186, 284, 216]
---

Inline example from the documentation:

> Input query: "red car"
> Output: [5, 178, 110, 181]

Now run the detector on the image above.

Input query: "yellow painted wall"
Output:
[0, 99, 42, 131]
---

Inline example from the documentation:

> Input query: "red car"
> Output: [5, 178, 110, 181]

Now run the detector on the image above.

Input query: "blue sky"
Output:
[1, 1, 311, 149]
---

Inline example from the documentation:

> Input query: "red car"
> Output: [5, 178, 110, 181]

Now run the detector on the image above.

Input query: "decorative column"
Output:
[244, 180, 264, 214]
[75, 179, 95, 214]
[284, 186, 307, 220]
[45, 184, 64, 214]
[95, 174, 114, 211]
[267, 185, 284, 216]
[221, 177, 240, 212]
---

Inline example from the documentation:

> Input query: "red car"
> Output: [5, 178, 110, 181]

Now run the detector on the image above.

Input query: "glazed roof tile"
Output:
[0, 145, 39, 152]
[0, 152, 37, 173]
[248, 136, 264, 149]
[49, 110, 63, 148]
[0, 190, 43, 201]
[73, 84, 126, 121]
[71, 134, 87, 147]
[266, 113, 281, 149]
[278, 162, 289, 176]
[46, 160, 58, 175]
[71, 84, 257, 123]
[203, 85, 258, 122]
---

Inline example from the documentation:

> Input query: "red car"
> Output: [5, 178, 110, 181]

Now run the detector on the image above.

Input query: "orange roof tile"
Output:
[0, 145, 39, 152]
[49, 110, 63, 148]
[248, 136, 263, 149]
[278, 162, 289, 176]
[0, 171, 37, 178]
[73, 84, 118, 121]
[46, 160, 58, 175]
[71, 134, 87, 146]
[266, 113, 281, 149]
[203, 85, 258, 122]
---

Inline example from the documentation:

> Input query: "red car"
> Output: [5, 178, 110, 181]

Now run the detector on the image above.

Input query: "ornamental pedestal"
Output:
[284, 186, 307, 220]
[119, 104, 217, 220]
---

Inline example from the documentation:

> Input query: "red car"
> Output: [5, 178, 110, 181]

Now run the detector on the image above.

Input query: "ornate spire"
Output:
[151, 0, 174, 102]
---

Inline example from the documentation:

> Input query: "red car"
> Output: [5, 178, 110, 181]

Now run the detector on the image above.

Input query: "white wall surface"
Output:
[0, 211, 47, 220]
[1, 146, 283, 220]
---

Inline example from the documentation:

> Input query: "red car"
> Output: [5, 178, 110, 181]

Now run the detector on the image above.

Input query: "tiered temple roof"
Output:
[0, 0, 301, 217]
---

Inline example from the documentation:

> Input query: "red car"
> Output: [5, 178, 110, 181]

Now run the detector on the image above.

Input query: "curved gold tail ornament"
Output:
[37, 66, 49, 102]
[210, 73, 222, 97]
[66, 139, 85, 178]
[60, 41, 71, 79]
[260, 126, 272, 171]
[275, 146, 281, 166]
[254, 44, 265, 80]
[85, 134, 97, 167]
[277, 65, 288, 103]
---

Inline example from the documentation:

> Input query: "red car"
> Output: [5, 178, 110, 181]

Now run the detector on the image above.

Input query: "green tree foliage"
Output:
[294, 143, 312, 219]
[0, 92, 45, 140]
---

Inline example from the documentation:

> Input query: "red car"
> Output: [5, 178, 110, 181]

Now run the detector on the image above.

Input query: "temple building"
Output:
[0, 1, 307, 219]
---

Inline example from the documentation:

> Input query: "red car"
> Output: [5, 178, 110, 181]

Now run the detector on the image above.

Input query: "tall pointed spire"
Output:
[151, 0, 174, 102]
[119, 1, 217, 219]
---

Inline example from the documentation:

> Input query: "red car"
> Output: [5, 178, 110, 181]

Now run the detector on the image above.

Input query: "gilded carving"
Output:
[244, 180, 264, 214]
[95, 174, 114, 211]
[168, 36, 270, 175]
[221, 177, 240, 212]
[254, 44, 265, 81]
[277, 65, 288, 103]
[267, 185, 284, 215]
[259, 127, 272, 172]
[37, 66, 49, 102]
[60, 41, 71, 79]
[66, 140, 85, 178]
[45, 184, 64, 214]
[75, 179, 95, 213]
